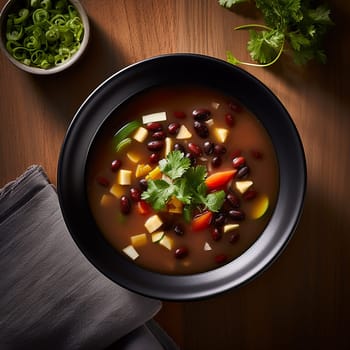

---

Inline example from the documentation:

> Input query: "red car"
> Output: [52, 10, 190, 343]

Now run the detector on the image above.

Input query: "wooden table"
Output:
[1, 1, 349, 349]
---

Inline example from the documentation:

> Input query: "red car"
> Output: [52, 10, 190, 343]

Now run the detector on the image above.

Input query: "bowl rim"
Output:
[0, 0, 90, 74]
[57, 53, 307, 301]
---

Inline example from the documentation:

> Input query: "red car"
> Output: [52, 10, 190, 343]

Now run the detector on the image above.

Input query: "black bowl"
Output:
[57, 54, 306, 301]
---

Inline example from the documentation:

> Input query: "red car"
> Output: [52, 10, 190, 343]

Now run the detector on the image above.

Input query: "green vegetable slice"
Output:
[115, 137, 132, 153]
[112, 120, 141, 150]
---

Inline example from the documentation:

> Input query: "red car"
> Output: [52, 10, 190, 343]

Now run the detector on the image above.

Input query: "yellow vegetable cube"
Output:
[135, 164, 152, 178]
[213, 127, 229, 143]
[109, 184, 124, 198]
[130, 233, 148, 247]
[100, 194, 116, 207]
[117, 169, 132, 185]
[146, 166, 162, 180]
[127, 151, 141, 163]
[167, 196, 183, 214]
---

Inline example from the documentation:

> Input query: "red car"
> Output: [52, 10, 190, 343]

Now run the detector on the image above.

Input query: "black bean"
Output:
[236, 166, 249, 179]
[193, 121, 209, 138]
[229, 232, 240, 244]
[203, 141, 214, 155]
[173, 143, 185, 153]
[211, 156, 222, 168]
[214, 212, 226, 227]
[192, 108, 211, 121]
[214, 144, 227, 155]
[226, 192, 240, 208]
[139, 178, 148, 191]
[174, 224, 185, 236]
[228, 209, 245, 221]
[185, 152, 196, 165]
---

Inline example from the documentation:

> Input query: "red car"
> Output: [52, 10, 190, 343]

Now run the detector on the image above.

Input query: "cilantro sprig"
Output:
[219, 0, 333, 67]
[141, 151, 226, 219]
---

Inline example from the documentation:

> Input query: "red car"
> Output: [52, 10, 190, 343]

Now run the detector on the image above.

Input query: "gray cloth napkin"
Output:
[0, 165, 161, 350]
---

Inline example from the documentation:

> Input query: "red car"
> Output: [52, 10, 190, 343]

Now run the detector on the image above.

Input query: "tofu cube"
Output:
[144, 214, 163, 233]
[176, 125, 192, 139]
[122, 245, 139, 260]
[132, 127, 148, 143]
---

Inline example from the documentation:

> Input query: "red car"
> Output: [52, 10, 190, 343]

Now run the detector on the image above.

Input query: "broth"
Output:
[86, 85, 279, 274]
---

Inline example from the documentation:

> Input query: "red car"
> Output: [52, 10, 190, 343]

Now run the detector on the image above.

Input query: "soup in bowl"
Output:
[58, 54, 306, 300]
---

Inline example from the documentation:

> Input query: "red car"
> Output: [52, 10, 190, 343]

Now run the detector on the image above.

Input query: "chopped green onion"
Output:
[4, 0, 84, 69]
[13, 9, 30, 24]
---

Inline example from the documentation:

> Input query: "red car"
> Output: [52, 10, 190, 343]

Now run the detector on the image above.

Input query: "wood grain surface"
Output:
[1, 1, 349, 349]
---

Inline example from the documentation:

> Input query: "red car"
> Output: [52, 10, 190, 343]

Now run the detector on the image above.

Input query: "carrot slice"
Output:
[205, 170, 237, 191]
[191, 211, 213, 232]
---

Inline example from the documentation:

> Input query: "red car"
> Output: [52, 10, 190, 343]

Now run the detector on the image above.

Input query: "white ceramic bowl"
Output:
[0, 0, 90, 74]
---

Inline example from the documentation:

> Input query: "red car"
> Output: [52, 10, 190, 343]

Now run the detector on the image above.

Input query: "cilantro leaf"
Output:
[173, 178, 192, 205]
[159, 150, 191, 180]
[247, 29, 284, 64]
[218, 0, 247, 8]
[205, 190, 226, 212]
[141, 179, 174, 211]
[307, 5, 333, 26]
[184, 165, 207, 188]
[219, 0, 333, 66]
[142, 151, 226, 218]
[288, 31, 311, 51]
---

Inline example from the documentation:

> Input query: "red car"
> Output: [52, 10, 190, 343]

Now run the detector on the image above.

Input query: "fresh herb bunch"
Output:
[219, 0, 333, 67]
[141, 151, 226, 221]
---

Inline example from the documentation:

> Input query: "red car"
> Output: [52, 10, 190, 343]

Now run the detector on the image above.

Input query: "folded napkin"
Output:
[0, 165, 162, 350]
